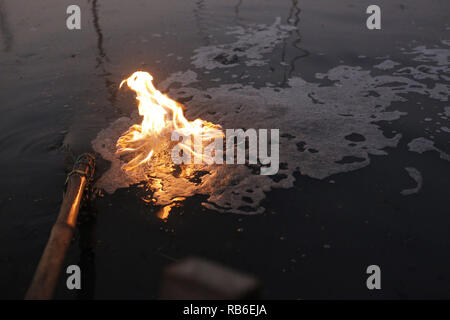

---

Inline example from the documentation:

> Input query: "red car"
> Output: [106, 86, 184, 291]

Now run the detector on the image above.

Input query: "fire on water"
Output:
[116, 71, 223, 171]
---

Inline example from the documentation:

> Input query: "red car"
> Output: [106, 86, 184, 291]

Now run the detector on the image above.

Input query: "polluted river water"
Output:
[0, 0, 450, 298]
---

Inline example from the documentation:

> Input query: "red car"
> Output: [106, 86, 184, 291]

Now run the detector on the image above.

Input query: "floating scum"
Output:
[94, 19, 450, 215]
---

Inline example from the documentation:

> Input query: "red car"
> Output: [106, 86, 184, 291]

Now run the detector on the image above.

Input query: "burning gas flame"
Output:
[116, 71, 222, 171]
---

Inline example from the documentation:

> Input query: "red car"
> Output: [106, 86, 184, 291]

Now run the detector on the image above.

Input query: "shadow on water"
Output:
[280, 0, 309, 85]
[0, 0, 13, 52]
[89, 0, 118, 106]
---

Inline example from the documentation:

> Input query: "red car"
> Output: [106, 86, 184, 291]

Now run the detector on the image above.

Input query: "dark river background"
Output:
[1, 0, 450, 299]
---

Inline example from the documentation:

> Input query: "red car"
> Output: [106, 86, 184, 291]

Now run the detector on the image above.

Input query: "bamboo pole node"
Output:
[25, 153, 96, 300]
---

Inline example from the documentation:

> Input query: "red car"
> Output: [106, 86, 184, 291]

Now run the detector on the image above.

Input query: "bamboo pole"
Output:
[25, 153, 95, 300]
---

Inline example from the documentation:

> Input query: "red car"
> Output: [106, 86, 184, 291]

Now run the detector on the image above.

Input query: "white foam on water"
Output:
[407, 137, 450, 162]
[191, 17, 296, 70]
[401, 167, 423, 196]
[92, 19, 450, 214]
[374, 60, 400, 70]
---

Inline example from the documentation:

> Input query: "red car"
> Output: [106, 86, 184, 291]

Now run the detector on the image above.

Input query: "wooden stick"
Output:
[25, 154, 95, 300]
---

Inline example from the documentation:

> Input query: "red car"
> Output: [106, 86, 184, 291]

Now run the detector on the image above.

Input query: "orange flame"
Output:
[116, 71, 222, 171]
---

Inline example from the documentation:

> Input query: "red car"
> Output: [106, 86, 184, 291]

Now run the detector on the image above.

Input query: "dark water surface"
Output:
[0, 0, 449, 299]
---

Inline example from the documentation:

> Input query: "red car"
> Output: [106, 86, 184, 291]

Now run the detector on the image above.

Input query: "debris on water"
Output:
[401, 167, 423, 195]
